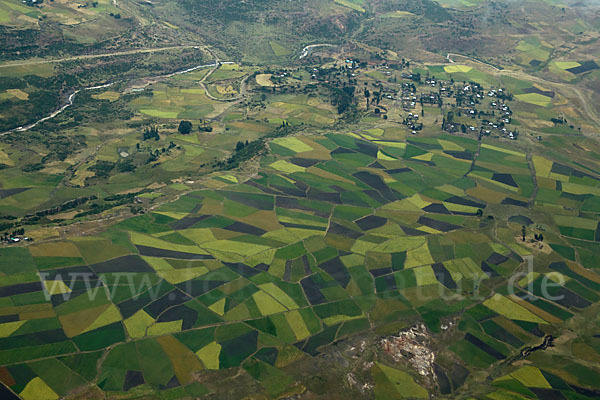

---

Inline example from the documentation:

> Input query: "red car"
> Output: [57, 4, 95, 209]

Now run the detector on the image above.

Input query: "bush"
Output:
[89, 161, 115, 178]
[178, 120, 192, 134]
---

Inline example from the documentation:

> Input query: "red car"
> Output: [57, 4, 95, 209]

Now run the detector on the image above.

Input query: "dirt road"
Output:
[0, 45, 200, 68]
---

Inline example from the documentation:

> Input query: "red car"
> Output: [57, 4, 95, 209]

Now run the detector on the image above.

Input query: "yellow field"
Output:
[140, 109, 180, 118]
[256, 73, 274, 87]
[510, 366, 552, 388]
[373, 140, 407, 149]
[334, 0, 365, 12]
[553, 61, 580, 70]
[480, 143, 525, 157]
[377, 150, 396, 161]
[483, 294, 546, 323]
[19, 377, 59, 400]
[404, 243, 435, 268]
[259, 283, 298, 309]
[444, 65, 473, 73]
[253, 291, 287, 315]
[272, 137, 313, 152]
[92, 91, 120, 101]
[4, 88, 28, 100]
[286, 310, 311, 340]
[269, 160, 305, 173]
[124, 309, 154, 338]
[196, 341, 221, 369]
[414, 265, 438, 286]
[438, 139, 464, 151]
[515, 93, 552, 107]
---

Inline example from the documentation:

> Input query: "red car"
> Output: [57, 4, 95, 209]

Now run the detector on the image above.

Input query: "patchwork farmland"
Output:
[1, 126, 599, 398]
[1, 0, 600, 398]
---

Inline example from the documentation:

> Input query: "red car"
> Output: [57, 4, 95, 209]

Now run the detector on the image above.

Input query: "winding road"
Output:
[446, 53, 501, 71]
[299, 43, 335, 59]
[0, 45, 249, 135]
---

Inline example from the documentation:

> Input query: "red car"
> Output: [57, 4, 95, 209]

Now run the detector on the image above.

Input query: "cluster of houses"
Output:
[442, 84, 518, 139]
[392, 77, 518, 140]
[387, 73, 518, 139]
[301, 57, 522, 140]
[419, 91, 442, 106]
[403, 113, 423, 134]
[401, 82, 418, 110]
[1, 232, 32, 244]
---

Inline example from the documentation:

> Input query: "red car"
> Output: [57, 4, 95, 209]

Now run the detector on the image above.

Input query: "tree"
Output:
[476, 209, 483, 218]
[178, 120, 192, 135]
[143, 126, 159, 141]
[521, 225, 526, 242]
[117, 159, 136, 173]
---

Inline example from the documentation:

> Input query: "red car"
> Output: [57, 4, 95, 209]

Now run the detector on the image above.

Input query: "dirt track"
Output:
[0, 45, 199, 68]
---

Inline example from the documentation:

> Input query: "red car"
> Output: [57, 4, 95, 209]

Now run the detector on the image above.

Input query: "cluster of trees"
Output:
[198, 120, 213, 132]
[145, 141, 177, 163]
[89, 160, 115, 179]
[331, 85, 356, 114]
[178, 120, 214, 134]
[496, 91, 513, 101]
[235, 140, 249, 151]
[521, 226, 545, 243]
[142, 126, 159, 141]
[207, 122, 297, 171]
[117, 159, 136, 173]
[23, 163, 45, 172]
[0, 229, 26, 241]
[10, 130, 86, 171]
[73, 190, 148, 219]
[32, 196, 97, 218]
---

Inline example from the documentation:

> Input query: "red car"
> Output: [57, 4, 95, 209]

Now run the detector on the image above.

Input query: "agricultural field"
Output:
[1, 0, 600, 398]
[514, 37, 553, 68]
[0, 119, 599, 398]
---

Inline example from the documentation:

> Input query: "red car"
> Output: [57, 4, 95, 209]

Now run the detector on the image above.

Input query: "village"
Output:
[300, 56, 520, 141]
